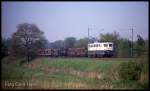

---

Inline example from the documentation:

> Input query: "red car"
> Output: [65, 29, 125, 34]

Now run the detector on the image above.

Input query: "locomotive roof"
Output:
[88, 41, 113, 44]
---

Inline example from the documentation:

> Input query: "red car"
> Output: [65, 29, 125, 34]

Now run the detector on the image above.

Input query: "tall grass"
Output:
[41, 58, 121, 72]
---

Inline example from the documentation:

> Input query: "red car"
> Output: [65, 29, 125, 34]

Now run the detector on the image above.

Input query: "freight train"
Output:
[38, 41, 114, 57]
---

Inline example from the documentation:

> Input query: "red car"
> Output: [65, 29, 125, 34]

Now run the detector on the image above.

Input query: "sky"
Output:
[2, 1, 149, 42]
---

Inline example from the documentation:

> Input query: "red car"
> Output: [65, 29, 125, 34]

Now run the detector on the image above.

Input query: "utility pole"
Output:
[88, 28, 90, 43]
[131, 27, 133, 57]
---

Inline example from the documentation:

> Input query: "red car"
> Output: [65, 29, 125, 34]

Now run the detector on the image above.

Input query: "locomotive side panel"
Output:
[88, 42, 114, 57]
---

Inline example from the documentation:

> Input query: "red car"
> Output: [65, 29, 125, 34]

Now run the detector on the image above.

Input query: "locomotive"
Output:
[88, 41, 114, 57]
[37, 41, 114, 57]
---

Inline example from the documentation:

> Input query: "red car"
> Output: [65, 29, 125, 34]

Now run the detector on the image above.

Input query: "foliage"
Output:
[64, 37, 76, 48]
[49, 40, 64, 48]
[1, 39, 8, 58]
[98, 32, 148, 58]
[1, 38, 12, 58]
[134, 35, 147, 57]
[3, 24, 148, 59]
[99, 31, 120, 57]
[99, 31, 119, 42]
[2, 58, 25, 80]
[137, 35, 145, 46]
[117, 38, 131, 57]
[11, 23, 47, 62]
[89, 37, 97, 43]
[2, 57, 148, 89]
[74, 37, 88, 48]
[118, 61, 142, 80]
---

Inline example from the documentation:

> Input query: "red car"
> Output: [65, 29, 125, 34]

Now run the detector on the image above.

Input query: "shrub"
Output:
[118, 61, 142, 80]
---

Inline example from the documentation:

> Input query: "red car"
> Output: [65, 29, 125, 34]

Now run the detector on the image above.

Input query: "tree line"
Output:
[1, 23, 148, 62]
[47, 31, 148, 58]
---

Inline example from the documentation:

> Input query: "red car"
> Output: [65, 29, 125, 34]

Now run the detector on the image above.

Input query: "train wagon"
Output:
[38, 48, 53, 56]
[67, 48, 87, 57]
[53, 48, 61, 57]
[59, 48, 68, 56]
[38, 48, 67, 57]
[88, 41, 114, 57]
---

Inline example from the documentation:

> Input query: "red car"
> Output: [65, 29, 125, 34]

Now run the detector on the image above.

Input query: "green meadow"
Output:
[2, 57, 149, 89]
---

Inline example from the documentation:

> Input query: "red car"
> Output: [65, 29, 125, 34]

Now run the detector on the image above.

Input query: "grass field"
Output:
[1, 57, 149, 89]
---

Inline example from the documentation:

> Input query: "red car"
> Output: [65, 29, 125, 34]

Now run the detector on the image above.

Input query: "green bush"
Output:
[118, 61, 142, 80]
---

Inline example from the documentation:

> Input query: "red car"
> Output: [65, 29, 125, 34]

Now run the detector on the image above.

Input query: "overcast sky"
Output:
[2, 1, 148, 42]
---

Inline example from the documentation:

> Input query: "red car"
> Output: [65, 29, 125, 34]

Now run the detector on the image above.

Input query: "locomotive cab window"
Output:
[96, 44, 98, 47]
[109, 44, 112, 47]
[91, 45, 93, 47]
[104, 44, 108, 47]
[99, 44, 101, 47]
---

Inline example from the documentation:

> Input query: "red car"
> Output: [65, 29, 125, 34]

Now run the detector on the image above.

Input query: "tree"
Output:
[88, 37, 97, 43]
[99, 31, 119, 42]
[134, 35, 146, 57]
[11, 23, 47, 62]
[137, 35, 145, 46]
[64, 37, 76, 48]
[49, 40, 64, 48]
[99, 31, 120, 57]
[144, 39, 149, 57]
[118, 38, 131, 57]
[74, 37, 88, 48]
[1, 38, 12, 58]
